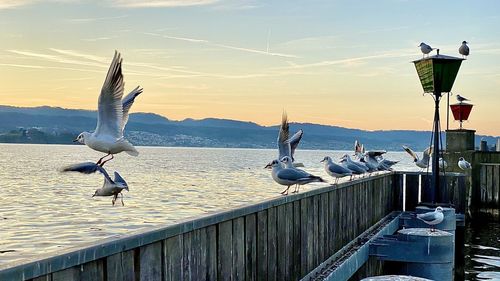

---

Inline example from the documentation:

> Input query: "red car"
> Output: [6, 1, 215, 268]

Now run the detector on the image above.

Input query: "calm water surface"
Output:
[0, 144, 498, 280]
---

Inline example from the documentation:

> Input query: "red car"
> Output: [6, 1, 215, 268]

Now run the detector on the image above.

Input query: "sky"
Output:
[0, 0, 499, 136]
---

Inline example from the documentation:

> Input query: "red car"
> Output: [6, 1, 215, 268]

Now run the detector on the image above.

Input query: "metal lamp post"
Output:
[413, 50, 464, 204]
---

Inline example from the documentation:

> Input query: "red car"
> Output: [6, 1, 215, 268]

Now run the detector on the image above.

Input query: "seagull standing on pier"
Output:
[340, 154, 367, 178]
[439, 157, 448, 170]
[459, 41, 470, 58]
[456, 94, 470, 103]
[321, 156, 353, 183]
[402, 145, 433, 170]
[74, 51, 142, 166]
[419, 42, 435, 58]
[281, 156, 324, 193]
[416, 207, 444, 232]
[265, 159, 324, 195]
[458, 157, 472, 170]
[61, 162, 129, 206]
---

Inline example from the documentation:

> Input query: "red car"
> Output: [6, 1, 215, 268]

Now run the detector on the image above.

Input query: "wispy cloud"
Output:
[274, 50, 415, 70]
[67, 15, 128, 23]
[8, 49, 108, 68]
[0, 0, 76, 9]
[144, 32, 300, 58]
[81, 37, 116, 42]
[110, 0, 219, 8]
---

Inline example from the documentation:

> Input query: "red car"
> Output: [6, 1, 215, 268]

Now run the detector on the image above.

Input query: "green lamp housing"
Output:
[413, 54, 464, 95]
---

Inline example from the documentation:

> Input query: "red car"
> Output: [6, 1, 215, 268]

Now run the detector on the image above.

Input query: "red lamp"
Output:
[450, 102, 473, 129]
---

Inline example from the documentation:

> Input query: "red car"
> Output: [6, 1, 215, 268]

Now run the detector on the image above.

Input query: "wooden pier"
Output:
[0, 166, 497, 281]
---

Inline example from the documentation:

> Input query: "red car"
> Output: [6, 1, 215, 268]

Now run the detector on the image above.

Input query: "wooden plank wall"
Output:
[23, 175, 395, 281]
[479, 164, 500, 211]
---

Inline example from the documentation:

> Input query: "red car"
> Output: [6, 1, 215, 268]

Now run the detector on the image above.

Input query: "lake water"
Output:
[0, 144, 498, 280]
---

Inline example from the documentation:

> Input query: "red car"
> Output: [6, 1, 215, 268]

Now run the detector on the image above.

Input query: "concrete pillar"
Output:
[445, 129, 475, 152]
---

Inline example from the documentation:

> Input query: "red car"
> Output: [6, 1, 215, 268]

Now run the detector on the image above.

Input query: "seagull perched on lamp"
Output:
[418, 42, 435, 58]
[459, 41, 470, 58]
[456, 94, 470, 103]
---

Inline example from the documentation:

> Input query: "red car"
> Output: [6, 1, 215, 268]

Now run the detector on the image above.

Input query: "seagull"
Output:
[402, 145, 433, 169]
[265, 159, 325, 195]
[419, 42, 435, 58]
[456, 94, 470, 103]
[266, 112, 304, 169]
[416, 206, 444, 232]
[74, 51, 142, 166]
[321, 156, 353, 183]
[61, 162, 129, 206]
[439, 157, 448, 170]
[281, 156, 325, 193]
[458, 157, 472, 170]
[459, 41, 469, 58]
[340, 154, 367, 178]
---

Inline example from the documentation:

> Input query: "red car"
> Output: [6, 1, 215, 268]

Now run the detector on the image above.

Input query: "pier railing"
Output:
[0, 173, 396, 281]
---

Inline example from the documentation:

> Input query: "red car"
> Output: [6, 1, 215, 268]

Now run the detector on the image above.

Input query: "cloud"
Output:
[110, 0, 219, 8]
[67, 15, 128, 23]
[144, 32, 300, 58]
[0, 0, 76, 9]
[0, 0, 35, 9]
[8, 49, 108, 68]
[81, 37, 116, 42]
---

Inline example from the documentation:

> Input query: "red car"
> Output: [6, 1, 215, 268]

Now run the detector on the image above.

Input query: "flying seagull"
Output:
[402, 145, 433, 169]
[458, 157, 472, 170]
[74, 51, 142, 166]
[416, 206, 444, 232]
[266, 112, 304, 168]
[418, 42, 435, 58]
[459, 41, 469, 58]
[61, 162, 129, 206]
[456, 94, 470, 103]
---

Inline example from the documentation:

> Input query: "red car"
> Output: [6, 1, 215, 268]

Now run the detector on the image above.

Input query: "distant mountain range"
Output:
[0, 105, 497, 151]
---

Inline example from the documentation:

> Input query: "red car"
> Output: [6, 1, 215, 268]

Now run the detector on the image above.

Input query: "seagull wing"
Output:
[417, 211, 437, 222]
[277, 111, 291, 160]
[366, 150, 387, 157]
[288, 129, 303, 160]
[121, 86, 143, 134]
[424, 146, 433, 158]
[113, 171, 129, 191]
[60, 162, 113, 182]
[95, 51, 125, 139]
[402, 145, 418, 161]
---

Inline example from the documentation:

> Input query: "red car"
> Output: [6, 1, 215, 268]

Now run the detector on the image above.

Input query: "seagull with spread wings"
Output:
[74, 51, 142, 166]
[402, 145, 433, 170]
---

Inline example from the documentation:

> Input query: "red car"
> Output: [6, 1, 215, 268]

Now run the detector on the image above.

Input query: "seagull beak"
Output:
[264, 164, 271, 169]
[73, 139, 78, 142]
[92, 194, 96, 198]
[320, 159, 325, 163]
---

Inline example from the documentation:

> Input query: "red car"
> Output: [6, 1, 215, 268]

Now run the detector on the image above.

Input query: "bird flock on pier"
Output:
[59, 47, 474, 204]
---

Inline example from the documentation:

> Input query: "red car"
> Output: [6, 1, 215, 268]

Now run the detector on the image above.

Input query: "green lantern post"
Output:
[413, 50, 464, 204]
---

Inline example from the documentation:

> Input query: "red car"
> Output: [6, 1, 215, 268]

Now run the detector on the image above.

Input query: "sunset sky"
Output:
[1, 0, 499, 135]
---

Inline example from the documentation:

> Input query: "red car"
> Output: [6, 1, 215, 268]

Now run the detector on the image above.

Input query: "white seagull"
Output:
[403, 145, 433, 169]
[266, 112, 304, 169]
[265, 159, 324, 195]
[458, 157, 472, 170]
[281, 156, 324, 193]
[419, 42, 435, 58]
[456, 94, 470, 103]
[459, 41, 470, 58]
[416, 206, 444, 232]
[61, 161, 129, 205]
[321, 156, 353, 183]
[439, 157, 448, 170]
[74, 51, 142, 166]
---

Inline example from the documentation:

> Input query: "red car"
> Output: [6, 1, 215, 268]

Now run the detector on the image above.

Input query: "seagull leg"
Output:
[121, 193, 124, 206]
[112, 194, 117, 206]
[96, 153, 110, 166]
[100, 154, 115, 166]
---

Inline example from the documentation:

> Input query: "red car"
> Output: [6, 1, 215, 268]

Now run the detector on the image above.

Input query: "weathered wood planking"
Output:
[8, 172, 406, 281]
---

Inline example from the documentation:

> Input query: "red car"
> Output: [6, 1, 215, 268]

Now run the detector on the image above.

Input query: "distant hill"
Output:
[0, 105, 497, 151]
